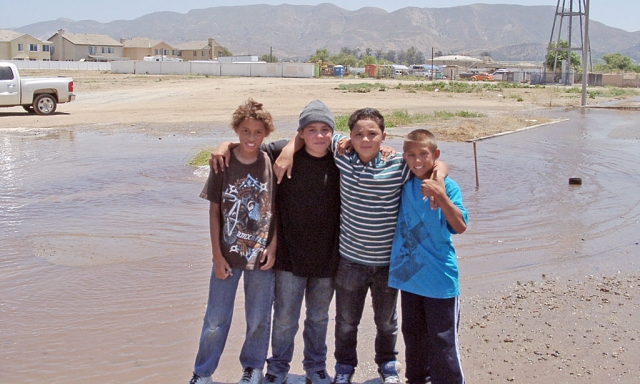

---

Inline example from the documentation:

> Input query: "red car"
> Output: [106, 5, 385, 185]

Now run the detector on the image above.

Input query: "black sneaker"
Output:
[332, 364, 354, 384]
[263, 372, 288, 384]
[189, 372, 213, 384]
[378, 361, 400, 384]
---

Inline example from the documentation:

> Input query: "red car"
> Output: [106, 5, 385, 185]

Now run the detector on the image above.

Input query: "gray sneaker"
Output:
[239, 367, 264, 384]
[189, 372, 213, 384]
[263, 372, 288, 384]
[306, 369, 332, 384]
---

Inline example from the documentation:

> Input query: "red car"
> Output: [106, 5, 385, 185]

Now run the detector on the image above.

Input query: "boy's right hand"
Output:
[209, 141, 234, 173]
[274, 143, 296, 183]
[213, 257, 233, 280]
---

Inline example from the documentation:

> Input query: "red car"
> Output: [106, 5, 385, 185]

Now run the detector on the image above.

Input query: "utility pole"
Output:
[431, 47, 434, 80]
[581, 0, 590, 106]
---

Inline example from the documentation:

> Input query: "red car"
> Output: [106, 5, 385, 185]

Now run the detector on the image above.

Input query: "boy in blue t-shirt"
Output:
[389, 129, 468, 384]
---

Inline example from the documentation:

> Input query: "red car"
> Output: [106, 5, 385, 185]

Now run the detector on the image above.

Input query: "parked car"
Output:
[491, 69, 511, 75]
[459, 71, 478, 79]
[0, 62, 75, 115]
[470, 72, 494, 81]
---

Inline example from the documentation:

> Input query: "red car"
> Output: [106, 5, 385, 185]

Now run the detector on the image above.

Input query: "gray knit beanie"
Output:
[297, 100, 335, 132]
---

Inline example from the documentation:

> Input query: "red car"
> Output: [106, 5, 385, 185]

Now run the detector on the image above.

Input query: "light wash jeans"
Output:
[194, 265, 275, 377]
[334, 259, 399, 367]
[267, 270, 335, 376]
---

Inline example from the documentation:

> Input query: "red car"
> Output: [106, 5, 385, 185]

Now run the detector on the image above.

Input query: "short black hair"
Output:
[347, 108, 385, 132]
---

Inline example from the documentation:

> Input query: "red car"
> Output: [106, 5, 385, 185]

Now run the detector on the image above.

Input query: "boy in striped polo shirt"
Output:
[275, 108, 448, 384]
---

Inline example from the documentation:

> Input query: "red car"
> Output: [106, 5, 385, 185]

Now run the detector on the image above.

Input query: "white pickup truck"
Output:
[0, 62, 76, 115]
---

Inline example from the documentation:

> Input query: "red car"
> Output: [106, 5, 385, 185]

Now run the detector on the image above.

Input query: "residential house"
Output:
[120, 37, 179, 61]
[0, 29, 52, 61]
[175, 38, 226, 61]
[48, 29, 125, 61]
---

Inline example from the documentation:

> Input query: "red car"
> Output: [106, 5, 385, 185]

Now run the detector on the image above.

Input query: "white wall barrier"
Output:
[8, 60, 315, 78]
[111, 61, 135, 74]
[8, 60, 111, 71]
[190, 62, 221, 76]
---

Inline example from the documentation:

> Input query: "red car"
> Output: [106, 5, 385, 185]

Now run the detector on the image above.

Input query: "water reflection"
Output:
[1, 108, 639, 383]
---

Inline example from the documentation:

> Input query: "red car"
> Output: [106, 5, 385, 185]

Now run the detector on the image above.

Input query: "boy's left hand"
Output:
[380, 144, 396, 160]
[336, 137, 351, 155]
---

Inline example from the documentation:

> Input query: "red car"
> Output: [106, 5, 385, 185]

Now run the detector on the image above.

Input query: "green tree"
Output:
[330, 53, 357, 68]
[403, 46, 424, 65]
[384, 50, 396, 63]
[601, 53, 637, 71]
[309, 49, 331, 63]
[546, 40, 582, 71]
[362, 55, 377, 65]
[259, 54, 278, 63]
[220, 47, 232, 57]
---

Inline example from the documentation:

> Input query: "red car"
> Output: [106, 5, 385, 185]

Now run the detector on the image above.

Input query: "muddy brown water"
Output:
[1, 108, 639, 383]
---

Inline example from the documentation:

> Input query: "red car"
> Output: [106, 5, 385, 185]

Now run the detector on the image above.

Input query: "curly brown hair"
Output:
[231, 99, 275, 135]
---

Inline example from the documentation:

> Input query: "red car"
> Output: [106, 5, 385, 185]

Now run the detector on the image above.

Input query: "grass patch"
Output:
[565, 86, 639, 97]
[334, 109, 485, 132]
[336, 83, 388, 93]
[188, 147, 214, 167]
[391, 81, 537, 94]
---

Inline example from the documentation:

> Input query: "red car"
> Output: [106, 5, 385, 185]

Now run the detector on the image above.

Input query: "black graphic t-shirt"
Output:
[200, 150, 275, 270]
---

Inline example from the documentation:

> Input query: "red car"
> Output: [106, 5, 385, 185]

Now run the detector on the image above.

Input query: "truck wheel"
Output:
[22, 105, 36, 113]
[33, 94, 57, 116]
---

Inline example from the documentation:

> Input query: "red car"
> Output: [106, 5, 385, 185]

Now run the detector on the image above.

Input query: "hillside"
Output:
[13, 4, 640, 62]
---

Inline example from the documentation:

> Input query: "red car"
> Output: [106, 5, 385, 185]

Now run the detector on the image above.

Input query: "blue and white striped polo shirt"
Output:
[331, 134, 410, 266]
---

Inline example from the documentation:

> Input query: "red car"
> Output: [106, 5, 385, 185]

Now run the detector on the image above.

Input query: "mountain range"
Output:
[13, 3, 640, 62]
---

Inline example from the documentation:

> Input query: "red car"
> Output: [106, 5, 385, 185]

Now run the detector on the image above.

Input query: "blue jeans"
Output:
[267, 270, 335, 376]
[334, 259, 399, 367]
[194, 265, 275, 377]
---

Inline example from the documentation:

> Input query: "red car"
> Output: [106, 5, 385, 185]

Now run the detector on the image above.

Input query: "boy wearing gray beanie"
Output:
[263, 99, 339, 384]
[297, 99, 336, 132]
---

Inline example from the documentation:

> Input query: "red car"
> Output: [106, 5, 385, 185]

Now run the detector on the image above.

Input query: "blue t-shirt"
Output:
[389, 175, 468, 298]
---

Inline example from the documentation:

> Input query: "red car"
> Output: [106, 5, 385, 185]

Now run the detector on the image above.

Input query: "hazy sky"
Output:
[2, 1, 639, 33]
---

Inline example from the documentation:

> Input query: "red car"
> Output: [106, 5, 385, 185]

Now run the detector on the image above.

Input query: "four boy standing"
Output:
[190, 100, 468, 384]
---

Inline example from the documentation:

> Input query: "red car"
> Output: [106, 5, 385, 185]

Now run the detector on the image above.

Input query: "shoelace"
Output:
[315, 371, 327, 380]
[264, 374, 278, 383]
[334, 373, 351, 384]
[381, 374, 400, 384]
[189, 373, 201, 384]
[241, 368, 255, 382]
[380, 369, 400, 384]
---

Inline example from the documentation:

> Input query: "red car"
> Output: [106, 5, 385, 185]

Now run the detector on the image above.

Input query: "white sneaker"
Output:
[239, 367, 264, 384]
[189, 372, 213, 384]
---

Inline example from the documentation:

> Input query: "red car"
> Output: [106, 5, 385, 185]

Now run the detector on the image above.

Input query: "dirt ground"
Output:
[2, 70, 639, 383]
[4, 70, 637, 141]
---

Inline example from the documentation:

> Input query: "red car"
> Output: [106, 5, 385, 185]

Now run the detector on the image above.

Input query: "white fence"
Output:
[6, 60, 316, 78]
[7, 60, 111, 71]
[111, 61, 315, 78]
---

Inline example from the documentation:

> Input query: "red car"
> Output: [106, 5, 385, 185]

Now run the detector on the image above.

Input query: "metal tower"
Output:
[545, 0, 591, 85]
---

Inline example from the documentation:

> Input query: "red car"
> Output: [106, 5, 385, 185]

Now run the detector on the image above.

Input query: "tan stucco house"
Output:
[0, 29, 52, 61]
[120, 37, 179, 61]
[175, 38, 226, 61]
[48, 29, 125, 61]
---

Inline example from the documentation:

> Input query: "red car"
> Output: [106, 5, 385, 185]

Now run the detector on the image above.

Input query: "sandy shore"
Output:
[2, 71, 639, 383]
